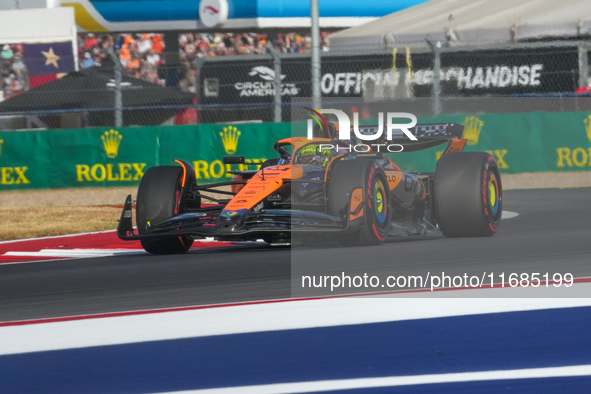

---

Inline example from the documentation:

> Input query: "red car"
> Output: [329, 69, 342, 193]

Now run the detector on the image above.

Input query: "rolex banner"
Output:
[1, 113, 591, 190]
[0, 123, 290, 190]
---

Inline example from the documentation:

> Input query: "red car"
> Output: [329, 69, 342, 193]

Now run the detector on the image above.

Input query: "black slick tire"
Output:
[434, 152, 502, 237]
[136, 166, 193, 254]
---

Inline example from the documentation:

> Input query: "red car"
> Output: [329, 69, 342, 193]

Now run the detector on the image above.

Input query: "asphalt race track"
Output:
[1, 188, 590, 322]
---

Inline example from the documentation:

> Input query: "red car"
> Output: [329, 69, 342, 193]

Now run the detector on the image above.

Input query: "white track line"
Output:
[503, 210, 519, 219]
[4, 249, 146, 258]
[163, 365, 591, 394]
[0, 230, 116, 245]
[2, 293, 591, 355]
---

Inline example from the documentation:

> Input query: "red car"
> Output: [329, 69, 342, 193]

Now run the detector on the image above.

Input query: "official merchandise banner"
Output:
[199, 46, 579, 107]
[1, 111, 591, 190]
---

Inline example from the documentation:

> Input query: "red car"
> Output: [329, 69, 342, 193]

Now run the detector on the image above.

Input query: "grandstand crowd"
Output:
[1, 44, 28, 101]
[1, 32, 330, 100]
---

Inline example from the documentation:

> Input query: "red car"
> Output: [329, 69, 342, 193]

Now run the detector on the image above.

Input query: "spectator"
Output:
[127, 54, 141, 74]
[82, 52, 95, 68]
[124, 35, 134, 48]
[146, 49, 160, 66]
[151, 34, 164, 54]
[84, 33, 98, 50]
[1, 30, 333, 102]
[92, 54, 102, 68]
[1, 45, 13, 59]
[0, 44, 27, 100]
[137, 34, 152, 55]
[119, 46, 130, 67]
[11, 51, 25, 73]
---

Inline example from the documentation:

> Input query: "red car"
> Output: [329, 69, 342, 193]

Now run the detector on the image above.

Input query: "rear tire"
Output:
[136, 166, 194, 254]
[327, 159, 390, 245]
[434, 152, 502, 237]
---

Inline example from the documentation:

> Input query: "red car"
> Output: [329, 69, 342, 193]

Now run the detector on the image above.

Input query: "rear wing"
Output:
[406, 122, 464, 140]
[356, 122, 463, 139]
[356, 123, 466, 153]
[311, 121, 467, 154]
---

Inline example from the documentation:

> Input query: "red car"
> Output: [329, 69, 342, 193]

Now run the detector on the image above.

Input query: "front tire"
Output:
[327, 159, 390, 245]
[434, 152, 502, 237]
[136, 166, 194, 254]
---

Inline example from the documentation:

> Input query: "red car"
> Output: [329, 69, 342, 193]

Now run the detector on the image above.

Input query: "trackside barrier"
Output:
[0, 123, 290, 190]
[1, 112, 591, 190]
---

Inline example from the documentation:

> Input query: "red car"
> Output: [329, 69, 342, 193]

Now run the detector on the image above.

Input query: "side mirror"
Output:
[223, 156, 245, 164]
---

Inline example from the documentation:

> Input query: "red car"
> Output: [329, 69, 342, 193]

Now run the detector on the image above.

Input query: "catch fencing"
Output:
[1, 40, 590, 129]
[197, 40, 591, 123]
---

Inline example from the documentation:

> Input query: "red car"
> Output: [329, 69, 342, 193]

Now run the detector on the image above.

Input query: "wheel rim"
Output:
[373, 178, 388, 230]
[487, 171, 501, 222]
